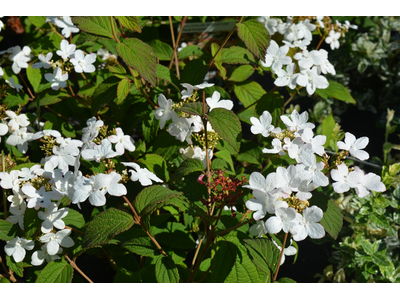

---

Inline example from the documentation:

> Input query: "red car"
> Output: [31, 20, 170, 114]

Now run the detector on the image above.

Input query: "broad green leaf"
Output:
[116, 38, 157, 87]
[24, 207, 43, 239]
[215, 150, 235, 173]
[171, 158, 204, 182]
[372, 252, 391, 267]
[134, 185, 186, 217]
[156, 64, 180, 91]
[108, 64, 126, 75]
[322, 114, 336, 149]
[277, 277, 297, 283]
[63, 208, 85, 229]
[180, 59, 209, 85]
[137, 153, 170, 182]
[115, 16, 141, 33]
[175, 102, 205, 116]
[310, 193, 343, 239]
[212, 158, 230, 171]
[6, 256, 29, 277]
[0, 219, 17, 241]
[27, 90, 70, 109]
[28, 16, 46, 28]
[208, 108, 242, 153]
[179, 45, 204, 59]
[237, 106, 256, 125]
[255, 92, 284, 127]
[233, 80, 266, 107]
[220, 46, 255, 64]
[82, 208, 135, 249]
[369, 213, 391, 230]
[211, 234, 262, 283]
[155, 255, 180, 283]
[236, 19, 270, 63]
[0, 278, 10, 283]
[237, 140, 263, 165]
[72, 16, 116, 39]
[61, 122, 76, 138]
[316, 80, 356, 104]
[229, 65, 255, 82]
[153, 130, 185, 161]
[123, 236, 158, 257]
[147, 40, 173, 61]
[3, 93, 30, 110]
[27, 66, 42, 93]
[360, 238, 375, 255]
[243, 238, 281, 276]
[36, 260, 73, 283]
[91, 77, 119, 114]
[117, 77, 130, 105]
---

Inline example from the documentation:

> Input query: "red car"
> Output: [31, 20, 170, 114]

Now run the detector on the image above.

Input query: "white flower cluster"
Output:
[45, 16, 79, 38]
[257, 17, 356, 95]
[154, 82, 234, 169]
[1, 114, 163, 264]
[246, 108, 386, 246]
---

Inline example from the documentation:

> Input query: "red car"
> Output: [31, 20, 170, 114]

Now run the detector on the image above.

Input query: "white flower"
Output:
[0, 66, 3, 78]
[272, 238, 297, 266]
[249, 220, 268, 237]
[21, 183, 62, 209]
[257, 16, 279, 35]
[9, 46, 31, 74]
[293, 49, 325, 70]
[81, 138, 119, 163]
[7, 201, 26, 230]
[300, 127, 326, 156]
[44, 67, 68, 90]
[4, 237, 34, 263]
[6, 127, 33, 154]
[81, 117, 104, 143]
[331, 163, 352, 194]
[296, 66, 329, 95]
[283, 39, 310, 49]
[0, 122, 8, 142]
[39, 229, 74, 256]
[5, 110, 30, 131]
[32, 53, 53, 69]
[245, 191, 285, 220]
[291, 206, 325, 241]
[47, 144, 80, 173]
[337, 132, 369, 161]
[261, 40, 292, 73]
[38, 202, 69, 233]
[347, 167, 386, 198]
[180, 82, 214, 99]
[31, 244, 62, 266]
[265, 206, 298, 234]
[122, 162, 163, 186]
[6, 77, 23, 92]
[274, 63, 299, 90]
[250, 110, 280, 137]
[325, 30, 341, 50]
[206, 91, 233, 111]
[70, 50, 96, 73]
[280, 109, 315, 132]
[108, 127, 135, 155]
[56, 40, 76, 60]
[297, 147, 329, 187]
[262, 138, 286, 156]
[315, 49, 336, 75]
[275, 165, 301, 198]
[243, 171, 277, 194]
[18, 164, 43, 182]
[168, 114, 193, 144]
[295, 19, 316, 41]
[0, 170, 21, 190]
[192, 147, 213, 169]
[154, 94, 177, 129]
[54, 16, 79, 38]
[343, 20, 358, 30]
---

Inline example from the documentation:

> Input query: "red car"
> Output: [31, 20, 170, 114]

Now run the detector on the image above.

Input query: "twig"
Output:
[273, 232, 288, 282]
[325, 150, 383, 170]
[64, 254, 93, 283]
[215, 218, 253, 237]
[283, 91, 297, 108]
[18, 73, 35, 99]
[168, 16, 188, 75]
[168, 16, 180, 78]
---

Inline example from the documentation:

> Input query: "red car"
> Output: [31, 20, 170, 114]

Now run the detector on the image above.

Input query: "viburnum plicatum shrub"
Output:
[0, 16, 388, 283]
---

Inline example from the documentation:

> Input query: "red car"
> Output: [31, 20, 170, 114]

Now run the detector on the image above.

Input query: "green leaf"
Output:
[91, 77, 119, 114]
[215, 150, 235, 173]
[233, 80, 267, 107]
[255, 92, 284, 127]
[0, 277, 10, 283]
[116, 77, 131, 105]
[156, 64, 180, 91]
[24, 207, 43, 239]
[229, 65, 255, 82]
[147, 40, 173, 61]
[155, 255, 180, 283]
[315, 80, 356, 104]
[82, 208, 135, 249]
[116, 38, 157, 87]
[175, 102, 205, 116]
[236, 19, 270, 63]
[108, 64, 126, 75]
[115, 16, 141, 33]
[369, 213, 391, 230]
[27, 90, 70, 109]
[220, 46, 255, 64]
[27, 66, 42, 93]
[61, 122, 76, 138]
[243, 238, 281, 276]
[36, 260, 73, 283]
[123, 236, 158, 257]
[180, 59, 209, 85]
[211, 234, 262, 283]
[277, 277, 297, 283]
[360, 238, 375, 255]
[137, 153, 170, 182]
[322, 114, 336, 149]
[0, 219, 17, 241]
[142, 110, 158, 144]
[72, 16, 116, 39]
[6, 256, 28, 277]
[208, 108, 242, 153]
[310, 193, 343, 239]
[179, 45, 203, 59]
[28, 16, 46, 28]
[63, 208, 85, 229]
[171, 158, 204, 182]
[134, 185, 186, 217]
[153, 130, 185, 161]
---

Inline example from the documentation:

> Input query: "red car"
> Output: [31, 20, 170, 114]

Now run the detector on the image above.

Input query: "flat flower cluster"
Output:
[245, 108, 385, 261]
[0, 109, 164, 264]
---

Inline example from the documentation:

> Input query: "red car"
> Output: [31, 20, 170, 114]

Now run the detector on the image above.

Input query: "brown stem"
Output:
[188, 238, 213, 282]
[283, 91, 297, 108]
[272, 232, 288, 282]
[18, 73, 35, 99]
[168, 16, 180, 79]
[0, 255, 16, 282]
[101, 247, 118, 271]
[215, 218, 253, 237]
[2, 152, 7, 219]
[65, 226, 83, 235]
[202, 91, 212, 215]
[189, 228, 207, 274]
[209, 16, 244, 68]
[110, 16, 120, 43]
[139, 86, 157, 109]
[168, 16, 188, 75]
[196, 264, 212, 283]
[122, 195, 140, 223]
[64, 254, 93, 283]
